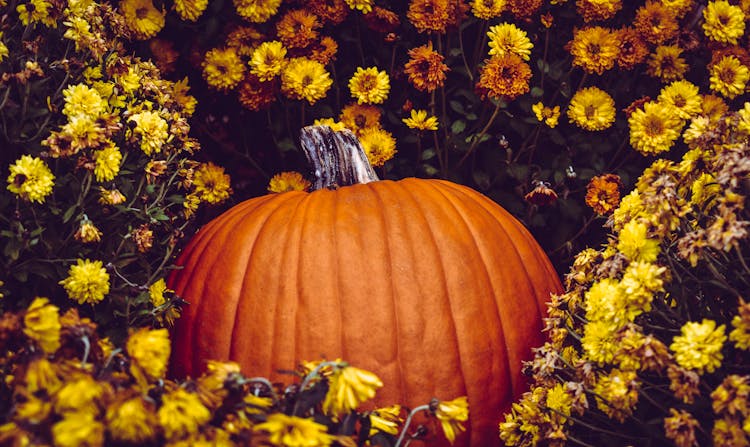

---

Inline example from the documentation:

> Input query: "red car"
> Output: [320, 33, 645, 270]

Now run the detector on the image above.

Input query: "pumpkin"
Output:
[168, 126, 562, 446]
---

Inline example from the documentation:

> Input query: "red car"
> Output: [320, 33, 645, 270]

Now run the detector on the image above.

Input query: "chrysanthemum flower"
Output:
[700, 94, 729, 122]
[74, 218, 103, 244]
[193, 162, 232, 204]
[407, 0, 451, 34]
[369, 405, 403, 435]
[59, 259, 110, 305]
[576, 0, 622, 22]
[593, 369, 639, 422]
[487, 23, 533, 61]
[339, 103, 382, 135]
[647, 45, 689, 81]
[434, 396, 469, 444]
[532, 102, 561, 128]
[0, 33, 8, 62]
[344, 0, 373, 13]
[633, 1, 679, 44]
[506, 0, 541, 18]
[128, 110, 168, 155]
[657, 80, 702, 120]
[127, 328, 170, 385]
[664, 408, 700, 447]
[403, 109, 439, 130]
[730, 300, 750, 350]
[7, 155, 55, 203]
[233, 0, 282, 22]
[55, 375, 107, 415]
[63, 17, 95, 51]
[738, 102, 750, 137]
[310, 36, 338, 65]
[62, 83, 105, 119]
[628, 101, 684, 155]
[566, 86, 616, 131]
[709, 55, 750, 99]
[254, 413, 334, 447]
[174, 0, 208, 21]
[98, 187, 126, 205]
[313, 118, 348, 132]
[17, 0, 55, 27]
[23, 297, 61, 355]
[249, 40, 287, 81]
[703, 0, 746, 45]
[226, 25, 264, 56]
[268, 171, 311, 193]
[93, 141, 122, 182]
[359, 127, 397, 166]
[158, 388, 211, 440]
[585, 174, 622, 214]
[276, 9, 320, 49]
[617, 220, 660, 262]
[349, 66, 390, 104]
[403, 42, 449, 92]
[567, 26, 620, 74]
[615, 27, 649, 70]
[120, 0, 165, 40]
[238, 74, 277, 111]
[476, 53, 532, 100]
[524, 181, 558, 206]
[671, 319, 727, 374]
[148, 39, 179, 74]
[106, 396, 157, 443]
[309, 0, 349, 25]
[660, 0, 694, 18]
[52, 414, 105, 447]
[202, 47, 245, 91]
[322, 364, 383, 416]
[280, 57, 333, 104]
[470, 0, 505, 19]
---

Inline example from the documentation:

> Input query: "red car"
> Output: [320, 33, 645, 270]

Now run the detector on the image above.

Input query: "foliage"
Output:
[0, 0, 231, 341]
[0, 298, 467, 446]
[500, 107, 750, 445]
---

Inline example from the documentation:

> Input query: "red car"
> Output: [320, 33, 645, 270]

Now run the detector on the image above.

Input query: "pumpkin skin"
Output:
[168, 177, 561, 446]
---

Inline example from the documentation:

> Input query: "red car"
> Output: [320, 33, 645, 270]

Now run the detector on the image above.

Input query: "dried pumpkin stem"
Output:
[300, 125, 379, 191]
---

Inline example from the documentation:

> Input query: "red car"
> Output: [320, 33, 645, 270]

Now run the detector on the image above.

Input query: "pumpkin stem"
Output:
[300, 125, 379, 190]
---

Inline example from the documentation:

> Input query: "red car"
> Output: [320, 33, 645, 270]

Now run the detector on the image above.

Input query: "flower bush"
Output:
[0, 298, 467, 446]
[500, 108, 750, 445]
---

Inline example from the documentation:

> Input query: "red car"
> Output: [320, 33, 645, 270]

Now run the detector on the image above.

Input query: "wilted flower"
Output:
[433, 396, 469, 444]
[254, 413, 334, 447]
[322, 364, 383, 417]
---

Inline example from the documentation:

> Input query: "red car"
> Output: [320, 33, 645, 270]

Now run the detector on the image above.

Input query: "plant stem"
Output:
[457, 101, 501, 168]
[394, 404, 430, 447]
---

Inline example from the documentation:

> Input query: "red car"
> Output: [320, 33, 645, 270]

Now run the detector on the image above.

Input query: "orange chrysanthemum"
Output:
[576, 0, 622, 22]
[407, 0, 451, 34]
[226, 26, 264, 57]
[308, 0, 349, 25]
[238, 74, 277, 111]
[476, 53, 532, 101]
[616, 27, 649, 70]
[403, 42, 449, 92]
[646, 45, 689, 81]
[506, 0, 542, 19]
[310, 36, 339, 65]
[585, 174, 622, 215]
[148, 39, 178, 74]
[363, 6, 401, 34]
[339, 103, 382, 136]
[567, 26, 620, 75]
[633, 1, 679, 45]
[276, 9, 320, 49]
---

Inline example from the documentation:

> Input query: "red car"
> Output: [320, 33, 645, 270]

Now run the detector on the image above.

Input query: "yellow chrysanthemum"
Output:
[434, 396, 469, 444]
[487, 22, 533, 61]
[471, 0, 505, 19]
[7, 155, 55, 203]
[254, 413, 334, 447]
[233, 0, 282, 22]
[359, 127, 397, 167]
[566, 86, 616, 131]
[59, 259, 110, 305]
[402, 109, 439, 131]
[267, 171, 311, 193]
[322, 364, 383, 417]
[93, 141, 122, 182]
[52, 413, 105, 447]
[313, 118, 348, 132]
[709, 55, 750, 99]
[128, 110, 168, 155]
[671, 320, 727, 374]
[737, 102, 750, 136]
[127, 327, 170, 385]
[407, 0, 452, 34]
[349, 66, 390, 105]
[339, 103, 382, 135]
[54, 375, 107, 415]
[202, 47, 245, 91]
[193, 162, 232, 204]
[584, 278, 627, 325]
[582, 319, 619, 364]
[276, 9, 320, 49]
[23, 297, 61, 355]
[568, 26, 620, 74]
[63, 17, 95, 51]
[628, 101, 683, 155]
[593, 369, 639, 422]
[345, 0, 373, 13]
[657, 80, 702, 120]
[532, 102, 561, 128]
[281, 57, 333, 105]
[120, 0, 165, 39]
[106, 396, 157, 443]
[730, 300, 750, 350]
[249, 40, 287, 81]
[0, 33, 8, 62]
[149, 278, 168, 307]
[577, 0, 622, 22]
[174, 0, 208, 21]
[633, 1, 679, 44]
[62, 83, 106, 119]
[617, 220, 660, 262]
[17, 0, 55, 27]
[703, 0, 746, 45]
[646, 45, 689, 82]
[158, 388, 211, 440]
[74, 218, 103, 244]
[369, 405, 403, 436]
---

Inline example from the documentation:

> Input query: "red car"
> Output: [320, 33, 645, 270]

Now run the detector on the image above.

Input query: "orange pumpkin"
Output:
[168, 126, 561, 446]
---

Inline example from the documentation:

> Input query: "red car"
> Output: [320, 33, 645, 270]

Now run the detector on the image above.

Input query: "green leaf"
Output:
[451, 120, 466, 134]
[62, 205, 77, 223]
[530, 87, 544, 98]
[421, 149, 436, 161]
[449, 100, 465, 114]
